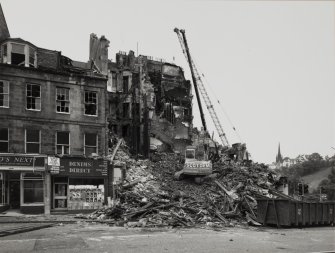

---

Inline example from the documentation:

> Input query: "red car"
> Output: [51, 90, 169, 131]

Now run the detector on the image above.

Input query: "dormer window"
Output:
[1, 41, 37, 68]
[11, 43, 25, 66]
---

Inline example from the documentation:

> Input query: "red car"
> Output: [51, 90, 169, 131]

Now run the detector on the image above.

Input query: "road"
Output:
[0, 223, 334, 253]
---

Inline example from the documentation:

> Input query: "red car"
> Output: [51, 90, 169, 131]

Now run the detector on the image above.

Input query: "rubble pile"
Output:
[87, 144, 278, 228]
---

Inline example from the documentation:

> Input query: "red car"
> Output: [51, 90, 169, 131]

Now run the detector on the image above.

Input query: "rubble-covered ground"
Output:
[81, 142, 280, 229]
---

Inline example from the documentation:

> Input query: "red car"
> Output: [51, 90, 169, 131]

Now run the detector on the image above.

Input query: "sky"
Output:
[1, 0, 334, 163]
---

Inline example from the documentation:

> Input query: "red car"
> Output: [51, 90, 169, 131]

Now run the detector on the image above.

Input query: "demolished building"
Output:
[107, 51, 193, 156]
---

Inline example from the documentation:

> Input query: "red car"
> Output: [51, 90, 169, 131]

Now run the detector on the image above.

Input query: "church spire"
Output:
[276, 143, 283, 164]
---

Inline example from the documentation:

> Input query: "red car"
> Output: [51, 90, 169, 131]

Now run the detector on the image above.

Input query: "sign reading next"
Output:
[0, 156, 45, 167]
[58, 158, 108, 177]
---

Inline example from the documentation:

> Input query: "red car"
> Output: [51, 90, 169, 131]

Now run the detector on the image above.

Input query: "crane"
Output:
[174, 28, 230, 147]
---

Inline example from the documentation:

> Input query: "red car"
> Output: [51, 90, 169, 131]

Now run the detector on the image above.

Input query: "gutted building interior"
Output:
[107, 51, 193, 156]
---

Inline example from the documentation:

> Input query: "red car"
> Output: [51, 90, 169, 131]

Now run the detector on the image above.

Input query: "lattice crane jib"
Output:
[174, 28, 229, 147]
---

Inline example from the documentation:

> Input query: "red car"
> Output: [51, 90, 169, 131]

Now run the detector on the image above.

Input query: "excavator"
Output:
[173, 28, 248, 182]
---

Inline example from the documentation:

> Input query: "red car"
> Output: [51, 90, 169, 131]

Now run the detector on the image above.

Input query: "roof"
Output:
[0, 3, 10, 41]
[1, 37, 37, 48]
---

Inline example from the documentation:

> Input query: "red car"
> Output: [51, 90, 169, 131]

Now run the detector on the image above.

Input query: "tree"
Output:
[295, 154, 307, 164]
[318, 168, 335, 200]
[328, 167, 335, 182]
[307, 153, 323, 162]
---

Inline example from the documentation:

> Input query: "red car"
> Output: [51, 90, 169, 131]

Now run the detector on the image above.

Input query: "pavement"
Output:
[0, 223, 334, 252]
[0, 210, 79, 224]
[0, 210, 78, 237]
[0, 223, 54, 237]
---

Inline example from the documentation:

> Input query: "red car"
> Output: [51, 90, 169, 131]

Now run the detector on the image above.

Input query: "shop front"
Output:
[51, 157, 108, 212]
[0, 155, 46, 214]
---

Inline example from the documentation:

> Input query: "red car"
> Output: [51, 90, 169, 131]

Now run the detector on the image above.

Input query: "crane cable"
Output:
[191, 56, 244, 143]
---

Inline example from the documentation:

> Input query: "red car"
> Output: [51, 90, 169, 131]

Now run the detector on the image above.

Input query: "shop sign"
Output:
[0, 155, 45, 167]
[58, 158, 108, 177]
[50, 166, 60, 174]
[48, 156, 60, 166]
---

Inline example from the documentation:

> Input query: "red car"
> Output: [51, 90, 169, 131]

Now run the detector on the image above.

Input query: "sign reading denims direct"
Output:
[58, 158, 108, 177]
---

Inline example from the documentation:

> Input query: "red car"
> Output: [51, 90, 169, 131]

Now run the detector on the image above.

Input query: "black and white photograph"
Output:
[0, 0, 334, 252]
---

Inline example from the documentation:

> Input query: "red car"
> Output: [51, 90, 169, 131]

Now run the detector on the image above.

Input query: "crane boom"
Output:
[174, 28, 230, 147]
[174, 28, 207, 132]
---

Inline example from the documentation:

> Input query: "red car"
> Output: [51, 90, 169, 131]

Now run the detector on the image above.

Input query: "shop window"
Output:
[21, 173, 44, 204]
[26, 84, 41, 110]
[56, 87, 69, 113]
[0, 81, 9, 108]
[11, 43, 25, 66]
[68, 178, 104, 210]
[0, 128, 8, 153]
[0, 172, 8, 205]
[56, 132, 70, 155]
[25, 129, 40, 153]
[84, 91, 97, 116]
[84, 133, 97, 155]
[123, 76, 129, 92]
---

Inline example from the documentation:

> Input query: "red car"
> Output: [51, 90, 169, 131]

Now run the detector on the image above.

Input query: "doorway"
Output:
[9, 180, 20, 209]
[54, 182, 68, 210]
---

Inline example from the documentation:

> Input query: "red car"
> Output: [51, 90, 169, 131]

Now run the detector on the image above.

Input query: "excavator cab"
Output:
[174, 146, 212, 182]
[185, 148, 195, 160]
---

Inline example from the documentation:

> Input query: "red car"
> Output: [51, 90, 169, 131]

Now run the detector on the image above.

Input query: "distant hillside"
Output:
[301, 167, 333, 191]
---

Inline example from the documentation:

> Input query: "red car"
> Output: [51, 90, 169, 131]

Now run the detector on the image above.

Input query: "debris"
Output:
[83, 140, 280, 229]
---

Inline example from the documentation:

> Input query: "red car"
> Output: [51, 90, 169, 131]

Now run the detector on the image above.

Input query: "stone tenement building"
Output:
[0, 4, 110, 214]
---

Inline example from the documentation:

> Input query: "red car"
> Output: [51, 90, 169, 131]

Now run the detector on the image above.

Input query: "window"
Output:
[56, 132, 70, 155]
[0, 128, 8, 153]
[0, 81, 9, 108]
[84, 91, 97, 116]
[133, 103, 140, 119]
[56, 87, 69, 113]
[112, 73, 117, 92]
[1, 44, 7, 63]
[185, 149, 195, 159]
[11, 43, 25, 66]
[123, 76, 129, 92]
[21, 173, 44, 204]
[122, 125, 129, 138]
[26, 84, 41, 110]
[110, 124, 117, 134]
[29, 47, 36, 67]
[122, 103, 129, 118]
[25, 129, 40, 153]
[84, 133, 97, 155]
[1, 42, 37, 67]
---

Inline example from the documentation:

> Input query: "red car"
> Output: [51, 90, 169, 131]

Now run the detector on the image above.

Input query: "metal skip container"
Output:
[257, 199, 335, 227]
